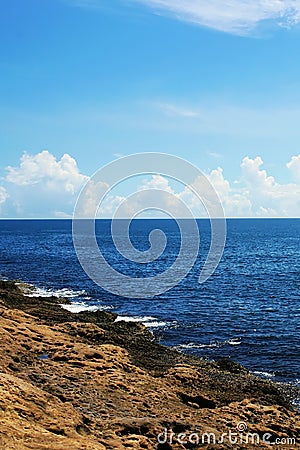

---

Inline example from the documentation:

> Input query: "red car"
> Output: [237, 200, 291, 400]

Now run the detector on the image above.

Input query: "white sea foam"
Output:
[252, 371, 275, 378]
[226, 338, 242, 346]
[176, 337, 242, 350]
[18, 282, 113, 313]
[144, 321, 167, 328]
[61, 302, 113, 313]
[115, 315, 168, 328]
[176, 342, 220, 350]
[115, 315, 157, 323]
[21, 283, 88, 299]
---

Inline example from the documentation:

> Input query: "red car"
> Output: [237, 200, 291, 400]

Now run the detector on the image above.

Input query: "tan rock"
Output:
[0, 280, 299, 449]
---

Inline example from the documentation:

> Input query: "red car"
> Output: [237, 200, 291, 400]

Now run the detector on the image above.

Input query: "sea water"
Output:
[0, 218, 299, 387]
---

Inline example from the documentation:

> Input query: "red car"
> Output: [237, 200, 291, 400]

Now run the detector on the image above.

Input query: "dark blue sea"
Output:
[0, 219, 299, 391]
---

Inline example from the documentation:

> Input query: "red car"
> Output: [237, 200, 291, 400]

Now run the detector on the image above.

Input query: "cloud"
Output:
[140, 174, 174, 192]
[152, 100, 300, 138]
[76, 179, 112, 218]
[208, 152, 222, 159]
[6, 150, 87, 194]
[100, 158, 300, 218]
[99, 175, 182, 218]
[174, 167, 251, 218]
[207, 166, 252, 216]
[174, 156, 300, 217]
[286, 153, 300, 179]
[133, 0, 300, 35]
[4, 151, 88, 217]
[2, 150, 300, 217]
[0, 187, 9, 205]
[65, 0, 300, 35]
[239, 155, 300, 216]
[159, 103, 200, 118]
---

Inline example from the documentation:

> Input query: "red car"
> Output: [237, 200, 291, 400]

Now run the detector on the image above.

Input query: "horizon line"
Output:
[1, 217, 300, 220]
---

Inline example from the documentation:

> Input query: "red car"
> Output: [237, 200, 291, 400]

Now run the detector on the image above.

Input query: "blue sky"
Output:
[1, 0, 300, 217]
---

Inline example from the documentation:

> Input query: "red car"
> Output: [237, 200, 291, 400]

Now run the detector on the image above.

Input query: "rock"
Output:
[0, 280, 299, 449]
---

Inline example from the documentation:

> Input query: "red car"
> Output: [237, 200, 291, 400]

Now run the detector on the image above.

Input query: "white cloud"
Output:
[207, 167, 252, 216]
[162, 156, 300, 218]
[81, 153, 300, 219]
[6, 150, 87, 194]
[0, 186, 9, 205]
[2, 150, 300, 217]
[153, 100, 300, 138]
[133, 0, 300, 35]
[208, 152, 222, 159]
[141, 174, 175, 192]
[3, 151, 88, 217]
[286, 153, 300, 179]
[77, 179, 111, 218]
[99, 175, 183, 218]
[176, 167, 251, 218]
[66, 0, 300, 35]
[239, 155, 300, 216]
[159, 103, 200, 118]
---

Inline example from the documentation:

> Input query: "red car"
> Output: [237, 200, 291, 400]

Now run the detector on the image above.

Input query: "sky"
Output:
[1, 0, 300, 217]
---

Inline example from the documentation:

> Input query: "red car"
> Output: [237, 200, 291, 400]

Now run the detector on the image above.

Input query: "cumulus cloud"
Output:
[239, 156, 300, 216]
[6, 150, 87, 194]
[76, 179, 112, 218]
[133, 0, 300, 35]
[286, 153, 300, 179]
[140, 174, 174, 192]
[207, 167, 252, 217]
[1, 150, 300, 217]
[99, 175, 182, 219]
[0, 186, 9, 205]
[3, 151, 88, 217]
[98, 157, 300, 218]
[128, 157, 300, 218]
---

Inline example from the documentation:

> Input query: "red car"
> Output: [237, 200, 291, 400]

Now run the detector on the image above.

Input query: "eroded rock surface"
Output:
[0, 281, 299, 449]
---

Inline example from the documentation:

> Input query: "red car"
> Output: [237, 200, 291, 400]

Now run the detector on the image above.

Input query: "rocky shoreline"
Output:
[0, 279, 299, 449]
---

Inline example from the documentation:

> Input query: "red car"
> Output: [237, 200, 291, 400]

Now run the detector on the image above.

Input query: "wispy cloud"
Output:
[208, 151, 222, 159]
[131, 0, 300, 35]
[159, 102, 200, 118]
[64, 0, 300, 35]
[154, 101, 300, 138]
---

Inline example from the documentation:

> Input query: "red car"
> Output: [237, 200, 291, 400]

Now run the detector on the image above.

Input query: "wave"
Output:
[227, 338, 242, 346]
[18, 282, 114, 314]
[252, 371, 275, 378]
[115, 315, 171, 328]
[19, 283, 89, 299]
[176, 337, 242, 350]
[61, 302, 113, 313]
[176, 342, 220, 350]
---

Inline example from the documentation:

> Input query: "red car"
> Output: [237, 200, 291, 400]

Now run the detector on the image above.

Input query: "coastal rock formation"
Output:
[0, 281, 299, 449]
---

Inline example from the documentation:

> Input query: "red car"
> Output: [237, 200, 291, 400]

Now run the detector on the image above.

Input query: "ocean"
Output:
[0, 218, 299, 390]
